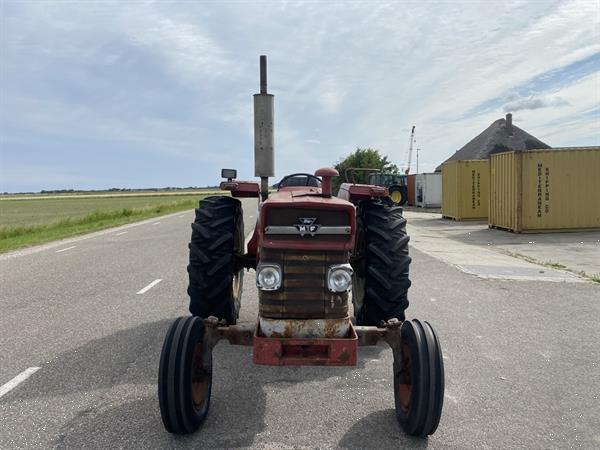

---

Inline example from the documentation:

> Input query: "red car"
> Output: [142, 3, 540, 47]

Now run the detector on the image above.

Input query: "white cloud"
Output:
[504, 95, 570, 112]
[118, 8, 238, 84]
[1, 0, 598, 189]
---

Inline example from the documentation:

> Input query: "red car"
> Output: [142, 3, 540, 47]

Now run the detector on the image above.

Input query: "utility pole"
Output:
[416, 148, 420, 174]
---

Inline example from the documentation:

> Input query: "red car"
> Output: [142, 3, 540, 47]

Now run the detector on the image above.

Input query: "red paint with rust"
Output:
[253, 322, 358, 366]
[314, 167, 339, 198]
[337, 182, 388, 203]
[219, 180, 260, 198]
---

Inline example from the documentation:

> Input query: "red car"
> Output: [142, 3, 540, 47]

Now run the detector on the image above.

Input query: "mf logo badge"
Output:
[295, 217, 320, 236]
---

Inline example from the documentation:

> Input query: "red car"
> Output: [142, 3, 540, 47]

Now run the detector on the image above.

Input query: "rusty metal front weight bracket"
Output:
[202, 316, 403, 355]
[355, 317, 403, 349]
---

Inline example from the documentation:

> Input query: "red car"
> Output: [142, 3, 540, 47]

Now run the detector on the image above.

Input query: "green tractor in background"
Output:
[368, 172, 408, 206]
[344, 168, 409, 206]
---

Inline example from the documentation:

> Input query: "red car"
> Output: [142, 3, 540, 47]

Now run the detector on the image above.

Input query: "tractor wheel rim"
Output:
[232, 215, 244, 316]
[391, 191, 401, 203]
[191, 342, 209, 410]
[397, 342, 412, 411]
[232, 270, 242, 300]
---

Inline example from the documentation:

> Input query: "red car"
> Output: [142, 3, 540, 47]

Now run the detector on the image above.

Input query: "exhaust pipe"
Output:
[254, 55, 274, 201]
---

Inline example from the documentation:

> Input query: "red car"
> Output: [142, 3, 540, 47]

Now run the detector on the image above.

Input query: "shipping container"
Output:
[416, 173, 442, 208]
[489, 147, 600, 232]
[407, 174, 416, 206]
[442, 160, 489, 220]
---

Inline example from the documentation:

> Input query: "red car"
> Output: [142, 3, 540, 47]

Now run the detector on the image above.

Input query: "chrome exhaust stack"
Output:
[254, 55, 274, 201]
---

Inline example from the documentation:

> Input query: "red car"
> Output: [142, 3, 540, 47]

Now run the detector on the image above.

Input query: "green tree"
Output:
[333, 148, 399, 194]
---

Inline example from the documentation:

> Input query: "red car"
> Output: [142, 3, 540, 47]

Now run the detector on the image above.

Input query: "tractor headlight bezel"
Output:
[256, 263, 282, 291]
[327, 264, 354, 293]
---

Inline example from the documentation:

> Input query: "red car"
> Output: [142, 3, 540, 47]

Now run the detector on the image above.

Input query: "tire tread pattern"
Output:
[158, 316, 211, 434]
[187, 196, 242, 324]
[394, 319, 444, 437]
[356, 199, 411, 325]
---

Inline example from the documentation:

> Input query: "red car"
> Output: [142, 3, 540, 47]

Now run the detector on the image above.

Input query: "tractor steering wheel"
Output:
[277, 173, 322, 190]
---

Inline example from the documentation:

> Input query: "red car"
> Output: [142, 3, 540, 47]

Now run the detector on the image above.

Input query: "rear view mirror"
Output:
[221, 168, 237, 180]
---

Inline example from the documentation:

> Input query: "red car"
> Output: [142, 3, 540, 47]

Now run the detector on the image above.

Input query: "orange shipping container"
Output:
[407, 174, 416, 206]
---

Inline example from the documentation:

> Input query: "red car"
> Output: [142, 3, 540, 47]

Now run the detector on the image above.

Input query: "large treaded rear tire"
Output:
[353, 198, 411, 325]
[187, 196, 244, 325]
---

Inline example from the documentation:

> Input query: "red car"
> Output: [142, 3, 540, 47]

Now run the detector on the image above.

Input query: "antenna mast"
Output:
[404, 126, 416, 175]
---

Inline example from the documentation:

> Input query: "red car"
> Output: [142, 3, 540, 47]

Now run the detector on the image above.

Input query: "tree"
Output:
[333, 148, 399, 194]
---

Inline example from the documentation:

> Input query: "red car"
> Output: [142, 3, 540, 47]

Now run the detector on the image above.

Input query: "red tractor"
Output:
[158, 56, 444, 438]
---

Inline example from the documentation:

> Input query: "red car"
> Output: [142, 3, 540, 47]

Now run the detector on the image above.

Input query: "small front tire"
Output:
[393, 319, 444, 437]
[158, 316, 212, 434]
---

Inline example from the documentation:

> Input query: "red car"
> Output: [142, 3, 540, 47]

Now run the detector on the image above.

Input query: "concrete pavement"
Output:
[1, 198, 599, 448]
[405, 210, 599, 282]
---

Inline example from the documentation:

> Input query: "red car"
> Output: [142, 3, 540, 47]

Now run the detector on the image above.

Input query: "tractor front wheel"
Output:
[158, 316, 212, 434]
[393, 319, 444, 437]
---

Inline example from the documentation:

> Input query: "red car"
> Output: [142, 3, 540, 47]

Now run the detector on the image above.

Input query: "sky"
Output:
[0, 0, 598, 192]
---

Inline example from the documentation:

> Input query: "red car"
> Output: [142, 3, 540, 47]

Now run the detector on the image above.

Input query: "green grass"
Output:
[502, 251, 600, 283]
[0, 195, 207, 253]
[543, 261, 567, 270]
[0, 193, 217, 228]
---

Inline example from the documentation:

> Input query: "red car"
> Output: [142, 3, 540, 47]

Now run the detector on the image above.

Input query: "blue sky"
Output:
[0, 0, 598, 192]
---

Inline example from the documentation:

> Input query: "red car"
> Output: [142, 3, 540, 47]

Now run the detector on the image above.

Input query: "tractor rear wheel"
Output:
[393, 319, 444, 437]
[187, 196, 244, 325]
[158, 316, 212, 434]
[352, 198, 411, 325]
[389, 185, 408, 206]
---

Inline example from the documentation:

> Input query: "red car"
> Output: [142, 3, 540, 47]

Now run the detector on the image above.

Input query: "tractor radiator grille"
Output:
[259, 249, 349, 319]
[265, 208, 350, 241]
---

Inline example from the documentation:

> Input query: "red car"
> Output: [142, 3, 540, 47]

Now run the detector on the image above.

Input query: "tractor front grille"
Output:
[259, 249, 349, 319]
[265, 208, 351, 241]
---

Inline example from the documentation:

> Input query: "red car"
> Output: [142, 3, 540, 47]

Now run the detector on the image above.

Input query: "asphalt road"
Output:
[1, 198, 599, 449]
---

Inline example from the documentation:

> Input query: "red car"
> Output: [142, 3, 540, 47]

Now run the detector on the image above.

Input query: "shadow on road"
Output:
[6, 318, 397, 448]
[338, 409, 429, 449]
[11, 319, 173, 400]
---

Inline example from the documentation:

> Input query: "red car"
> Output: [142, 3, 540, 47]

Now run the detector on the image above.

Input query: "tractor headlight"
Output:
[327, 264, 353, 292]
[256, 263, 282, 291]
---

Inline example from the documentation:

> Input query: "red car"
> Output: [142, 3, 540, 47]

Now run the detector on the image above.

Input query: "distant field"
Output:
[0, 192, 220, 253]
[0, 193, 216, 228]
[0, 189, 219, 201]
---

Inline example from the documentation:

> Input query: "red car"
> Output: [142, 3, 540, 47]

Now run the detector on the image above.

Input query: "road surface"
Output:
[1, 198, 599, 448]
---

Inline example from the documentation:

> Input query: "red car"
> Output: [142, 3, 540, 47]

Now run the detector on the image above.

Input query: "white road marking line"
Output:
[152, 221, 161, 225]
[178, 214, 186, 218]
[115, 231, 128, 236]
[55, 246, 76, 253]
[137, 279, 162, 294]
[0, 367, 40, 398]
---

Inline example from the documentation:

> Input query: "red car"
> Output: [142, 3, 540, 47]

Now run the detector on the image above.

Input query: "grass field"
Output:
[0, 192, 216, 253]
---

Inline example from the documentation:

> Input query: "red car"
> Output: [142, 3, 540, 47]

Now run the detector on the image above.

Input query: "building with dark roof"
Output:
[435, 113, 551, 171]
